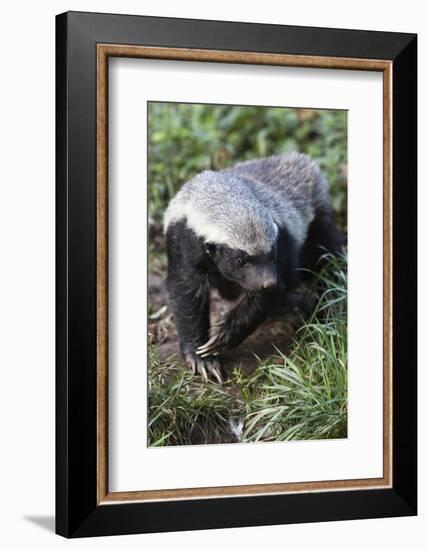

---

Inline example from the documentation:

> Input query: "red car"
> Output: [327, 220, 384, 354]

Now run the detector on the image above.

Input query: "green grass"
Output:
[148, 346, 236, 446]
[148, 253, 347, 447]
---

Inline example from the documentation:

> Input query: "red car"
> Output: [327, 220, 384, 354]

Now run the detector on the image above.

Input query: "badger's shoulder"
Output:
[164, 170, 277, 255]
[163, 170, 244, 233]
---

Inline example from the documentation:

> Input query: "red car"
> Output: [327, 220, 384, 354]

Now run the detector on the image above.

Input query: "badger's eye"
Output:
[237, 257, 247, 268]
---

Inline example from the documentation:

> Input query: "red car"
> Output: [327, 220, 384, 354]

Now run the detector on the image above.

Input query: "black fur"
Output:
[300, 208, 344, 274]
[165, 216, 336, 376]
[166, 220, 211, 357]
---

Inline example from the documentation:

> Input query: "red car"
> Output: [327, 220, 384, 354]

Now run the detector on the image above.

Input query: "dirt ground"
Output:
[148, 271, 313, 376]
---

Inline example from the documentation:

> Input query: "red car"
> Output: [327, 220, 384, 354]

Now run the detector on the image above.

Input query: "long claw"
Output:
[197, 359, 208, 382]
[197, 334, 218, 352]
[185, 353, 223, 383]
[196, 345, 211, 354]
[186, 355, 196, 374]
[207, 361, 223, 384]
[197, 338, 222, 357]
[213, 368, 223, 384]
[196, 347, 216, 357]
[196, 343, 208, 352]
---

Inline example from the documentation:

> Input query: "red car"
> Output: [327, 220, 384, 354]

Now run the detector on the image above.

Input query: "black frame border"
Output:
[56, 11, 417, 538]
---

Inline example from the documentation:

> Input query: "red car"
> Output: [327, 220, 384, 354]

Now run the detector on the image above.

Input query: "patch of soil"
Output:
[148, 272, 314, 375]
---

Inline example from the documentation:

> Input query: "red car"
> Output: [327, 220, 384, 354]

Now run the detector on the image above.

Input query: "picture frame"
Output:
[56, 10, 417, 538]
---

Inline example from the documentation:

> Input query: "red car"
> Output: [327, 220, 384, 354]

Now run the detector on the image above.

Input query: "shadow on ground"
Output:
[24, 515, 55, 533]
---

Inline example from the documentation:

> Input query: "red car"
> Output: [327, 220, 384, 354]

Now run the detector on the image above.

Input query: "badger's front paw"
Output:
[184, 352, 223, 384]
[195, 318, 235, 359]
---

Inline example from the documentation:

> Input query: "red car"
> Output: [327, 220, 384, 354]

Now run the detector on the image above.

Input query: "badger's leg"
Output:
[166, 222, 223, 383]
[196, 227, 301, 357]
[167, 266, 223, 383]
[196, 291, 275, 357]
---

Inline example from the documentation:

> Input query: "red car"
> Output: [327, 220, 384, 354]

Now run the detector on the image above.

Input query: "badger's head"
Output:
[164, 171, 280, 291]
[205, 239, 278, 292]
[203, 199, 279, 292]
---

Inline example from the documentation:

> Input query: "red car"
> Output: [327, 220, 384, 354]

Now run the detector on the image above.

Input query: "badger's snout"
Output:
[253, 266, 277, 292]
[259, 263, 278, 290]
[261, 276, 277, 290]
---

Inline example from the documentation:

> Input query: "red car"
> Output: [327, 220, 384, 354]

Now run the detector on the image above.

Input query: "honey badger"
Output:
[164, 152, 342, 383]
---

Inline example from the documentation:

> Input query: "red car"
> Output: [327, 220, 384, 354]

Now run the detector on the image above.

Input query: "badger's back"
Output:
[227, 153, 329, 213]
[164, 153, 330, 252]
[223, 153, 330, 246]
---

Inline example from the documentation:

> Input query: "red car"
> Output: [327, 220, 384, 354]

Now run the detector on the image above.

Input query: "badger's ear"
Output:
[205, 242, 216, 257]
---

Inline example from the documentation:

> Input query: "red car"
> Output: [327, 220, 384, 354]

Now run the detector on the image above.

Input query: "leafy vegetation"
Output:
[148, 103, 347, 227]
[147, 102, 348, 446]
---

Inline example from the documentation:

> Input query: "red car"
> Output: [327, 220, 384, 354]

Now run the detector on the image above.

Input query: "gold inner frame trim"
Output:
[96, 44, 393, 505]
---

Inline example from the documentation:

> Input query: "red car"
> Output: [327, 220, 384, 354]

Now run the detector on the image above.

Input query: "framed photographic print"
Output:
[56, 11, 417, 538]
